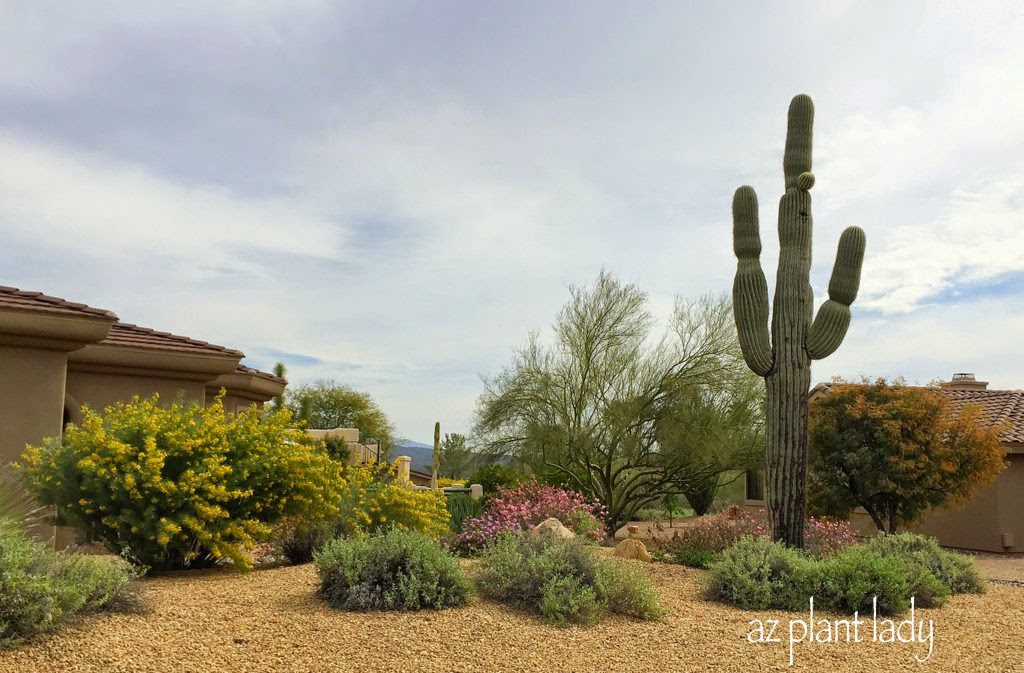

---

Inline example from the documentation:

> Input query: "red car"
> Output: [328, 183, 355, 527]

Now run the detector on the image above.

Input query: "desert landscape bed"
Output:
[1, 558, 1021, 673]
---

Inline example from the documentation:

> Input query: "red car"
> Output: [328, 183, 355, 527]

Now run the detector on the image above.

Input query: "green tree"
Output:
[657, 371, 764, 515]
[287, 381, 395, 451]
[440, 433, 475, 478]
[475, 271, 754, 528]
[808, 379, 1007, 533]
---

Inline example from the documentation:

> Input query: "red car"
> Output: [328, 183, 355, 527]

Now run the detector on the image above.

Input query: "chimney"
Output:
[939, 372, 989, 391]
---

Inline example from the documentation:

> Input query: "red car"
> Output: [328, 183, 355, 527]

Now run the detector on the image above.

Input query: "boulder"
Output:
[612, 538, 652, 562]
[530, 517, 576, 539]
[613, 523, 642, 541]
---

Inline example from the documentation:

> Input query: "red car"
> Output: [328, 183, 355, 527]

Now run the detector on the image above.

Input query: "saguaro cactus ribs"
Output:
[731, 94, 867, 548]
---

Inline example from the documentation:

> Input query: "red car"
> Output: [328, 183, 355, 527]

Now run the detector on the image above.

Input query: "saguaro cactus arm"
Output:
[732, 186, 773, 376]
[783, 94, 814, 189]
[807, 226, 866, 359]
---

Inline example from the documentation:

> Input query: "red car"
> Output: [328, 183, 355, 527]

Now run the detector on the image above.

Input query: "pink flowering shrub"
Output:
[804, 516, 859, 558]
[663, 506, 856, 567]
[452, 480, 606, 555]
[663, 506, 766, 567]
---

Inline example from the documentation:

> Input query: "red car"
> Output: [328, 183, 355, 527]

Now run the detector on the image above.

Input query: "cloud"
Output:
[0, 132, 346, 278]
[0, 2, 1022, 439]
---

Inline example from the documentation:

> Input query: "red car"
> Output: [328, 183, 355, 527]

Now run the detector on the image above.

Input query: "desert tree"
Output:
[287, 381, 395, 451]
[474, 271, 759, 528]
[808, 378, 1006, 533]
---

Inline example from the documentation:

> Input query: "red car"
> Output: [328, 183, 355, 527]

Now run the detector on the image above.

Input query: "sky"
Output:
[1, 1, 1022, 442]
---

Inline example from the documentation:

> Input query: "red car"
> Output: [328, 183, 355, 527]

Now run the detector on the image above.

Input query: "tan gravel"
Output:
[1, 561, 1022, 673]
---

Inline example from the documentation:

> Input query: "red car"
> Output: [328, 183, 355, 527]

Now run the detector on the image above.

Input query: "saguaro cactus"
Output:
[431, 421, 441, 490]
[731, 94, 866, 548]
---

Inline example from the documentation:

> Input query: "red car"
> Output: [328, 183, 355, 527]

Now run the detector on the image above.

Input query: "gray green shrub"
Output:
[475, 531, 664, 627]
[314, 529, 471, 611]
[706, 536, 818, 611]
[0, 530, 138, 647]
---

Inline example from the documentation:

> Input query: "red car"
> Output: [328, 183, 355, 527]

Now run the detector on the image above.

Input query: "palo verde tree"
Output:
[475, 271, 756, 529]
[656, 370, 764, 515]
[808, 379, 1006, 533]
[731, 94, 867, 547]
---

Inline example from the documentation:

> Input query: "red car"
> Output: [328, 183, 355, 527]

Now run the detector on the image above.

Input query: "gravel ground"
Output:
[1, 561, 1022, 673]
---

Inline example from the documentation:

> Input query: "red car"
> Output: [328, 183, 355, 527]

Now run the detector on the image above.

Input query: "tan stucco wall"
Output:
[216, 393, 264, 414]
[0, 346, 68, 465]
[66, 370, 206, 414]
[908, 464, 1008, 552]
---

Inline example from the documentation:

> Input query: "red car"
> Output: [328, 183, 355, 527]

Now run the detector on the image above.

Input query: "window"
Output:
[745, 470, 764, 501]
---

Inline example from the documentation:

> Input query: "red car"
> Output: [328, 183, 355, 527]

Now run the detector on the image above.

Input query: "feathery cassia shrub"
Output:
[19, 395, 344, 570]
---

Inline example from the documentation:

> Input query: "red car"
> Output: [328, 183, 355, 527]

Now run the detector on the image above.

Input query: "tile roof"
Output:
[812, 382, 1024, 446]
[235, 363, 286, 384]
[101, 322, 244, 358]
[0, 286, 117, 320]
[940, 388, 1024, 445]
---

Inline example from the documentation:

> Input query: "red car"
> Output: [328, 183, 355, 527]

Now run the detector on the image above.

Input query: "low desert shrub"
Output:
[818, 543, 948, 613]
[452, 480, 605, 555]
[706, 536, 819, 611]
[475, 532, 664, 627]
[18, 396, 344, 570]
[314, 529, 471, 611]
[0, 530, 138, 647]
[662, 507, 766, 568]
[859, 533, 985, 594]
[664, 508, 856, 568]
[274, 517, 336, 565]
[804, 517, 859, 558]
[708, 533, 975, 615]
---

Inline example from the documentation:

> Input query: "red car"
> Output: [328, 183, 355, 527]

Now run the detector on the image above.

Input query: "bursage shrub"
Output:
[818, 543, 948, 613]
[859, 533, 985, 594]
[314, 529, 470, 611]
[19, 395, 343, 570]
[0, 530, 138, 647]
[475, 531, 664, 627]
[708, 533, 974, 615]
[705, 536, 818, 611]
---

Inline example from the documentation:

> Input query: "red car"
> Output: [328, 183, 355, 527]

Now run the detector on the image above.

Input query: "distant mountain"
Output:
[391, 438, 516, 476]
[392, 438, 434, 474]
[394, 439, 432, 450]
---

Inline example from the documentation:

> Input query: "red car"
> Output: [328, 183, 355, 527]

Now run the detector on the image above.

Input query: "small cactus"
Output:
[432, 421, 441, 490]
[731, 94, 866, 548]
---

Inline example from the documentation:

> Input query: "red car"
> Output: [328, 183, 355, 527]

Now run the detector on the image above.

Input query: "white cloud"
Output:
[1, 2, 1024, 438]
[0, 132, 346, 278]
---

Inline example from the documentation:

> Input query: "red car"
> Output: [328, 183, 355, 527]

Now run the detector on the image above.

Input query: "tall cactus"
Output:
[732, 94, 866, 548]
[431, 421, 441, 490]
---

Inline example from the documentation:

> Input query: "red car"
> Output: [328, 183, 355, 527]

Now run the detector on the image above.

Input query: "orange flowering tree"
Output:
[808, 378, 1006, 533]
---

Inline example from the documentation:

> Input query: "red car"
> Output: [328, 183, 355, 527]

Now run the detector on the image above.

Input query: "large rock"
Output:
[613, 538, 652, 562]
[530, 517, 575, 539]
[613, 524, 642, 541]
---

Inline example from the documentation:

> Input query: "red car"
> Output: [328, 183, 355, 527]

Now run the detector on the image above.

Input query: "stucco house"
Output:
[0, 286, 286, 470]
[744, 373, 1024, 553]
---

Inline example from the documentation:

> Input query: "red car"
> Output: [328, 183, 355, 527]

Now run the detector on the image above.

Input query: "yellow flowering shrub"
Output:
[18, 395, 343, 570]
[336, 463, 449, 539]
